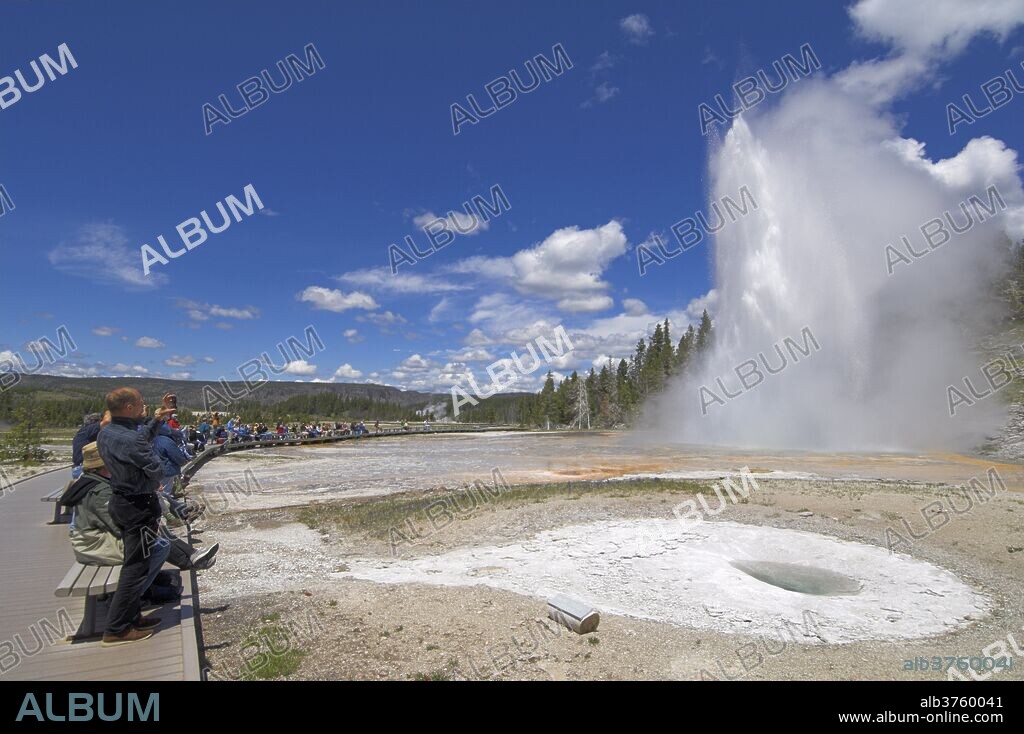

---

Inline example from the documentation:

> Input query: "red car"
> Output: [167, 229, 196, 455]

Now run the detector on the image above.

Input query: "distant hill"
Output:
[9, 374, 444, 411]
[1, 374, 538, 427]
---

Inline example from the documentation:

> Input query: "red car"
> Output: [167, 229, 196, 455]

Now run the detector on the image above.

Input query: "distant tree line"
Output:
[0, 388, 429, 430]
[457, 309, 714, 427]
[0, 390, 105, 428]
[1001, 238, 1024, 321]
[219, 394, 427, 423]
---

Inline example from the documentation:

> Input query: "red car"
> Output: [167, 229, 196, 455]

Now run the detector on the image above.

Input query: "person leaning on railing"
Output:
[154, 422, 202, 525]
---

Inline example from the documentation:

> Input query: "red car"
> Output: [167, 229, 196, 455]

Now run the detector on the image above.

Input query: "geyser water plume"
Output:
[658, 80, 1024, 451]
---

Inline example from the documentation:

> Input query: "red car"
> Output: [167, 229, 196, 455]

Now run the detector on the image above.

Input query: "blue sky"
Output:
[2, 0, 1023, 392]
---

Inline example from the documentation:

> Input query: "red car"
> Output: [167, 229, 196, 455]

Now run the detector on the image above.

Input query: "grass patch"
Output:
[296, 477, 708, 536]
[238, 624, 306, 680]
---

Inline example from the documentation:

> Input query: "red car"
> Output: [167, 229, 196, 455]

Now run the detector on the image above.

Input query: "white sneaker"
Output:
[190, 542, 220, 570]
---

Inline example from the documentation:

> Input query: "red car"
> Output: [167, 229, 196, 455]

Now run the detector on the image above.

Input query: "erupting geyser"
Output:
[659, 79, 1024, 451]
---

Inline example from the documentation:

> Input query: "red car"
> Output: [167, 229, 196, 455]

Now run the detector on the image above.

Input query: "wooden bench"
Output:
[41, 485, 71, 525]
[54, 562, 123, 639]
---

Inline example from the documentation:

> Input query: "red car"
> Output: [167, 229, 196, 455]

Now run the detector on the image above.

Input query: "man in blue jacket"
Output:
[96, 387, 175, 646]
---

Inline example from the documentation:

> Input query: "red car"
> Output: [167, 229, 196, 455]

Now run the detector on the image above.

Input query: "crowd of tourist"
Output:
[193, 413, 388, 443]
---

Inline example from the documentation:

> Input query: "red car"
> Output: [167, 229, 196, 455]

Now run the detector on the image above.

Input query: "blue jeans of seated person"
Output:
[71, 465, 83, 480]
[159, 476, 189, 519]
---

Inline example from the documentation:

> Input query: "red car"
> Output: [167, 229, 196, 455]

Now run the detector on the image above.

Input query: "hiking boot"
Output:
[190, 542, 219, 570]
[101, 627, 154, 647]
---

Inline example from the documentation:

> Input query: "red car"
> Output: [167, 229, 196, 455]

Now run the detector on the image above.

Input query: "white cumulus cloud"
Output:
[838, 0, 1024, 103]
[299, 286, 379, 313]
[283, 360, 317, 375]
[333, 363, 363, 380]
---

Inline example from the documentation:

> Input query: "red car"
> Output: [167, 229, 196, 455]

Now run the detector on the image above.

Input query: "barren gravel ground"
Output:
[0, 455, 72, 484]
[193, 474, 1024, 681]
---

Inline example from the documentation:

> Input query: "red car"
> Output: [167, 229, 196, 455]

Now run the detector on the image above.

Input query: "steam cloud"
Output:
[658, 1, 1024, 451]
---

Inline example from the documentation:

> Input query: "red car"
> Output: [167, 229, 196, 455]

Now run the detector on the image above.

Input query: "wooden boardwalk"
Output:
[0, 467, 202, 681]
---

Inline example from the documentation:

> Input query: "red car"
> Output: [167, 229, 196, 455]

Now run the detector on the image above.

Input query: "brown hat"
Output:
[82, 442, 105, 471]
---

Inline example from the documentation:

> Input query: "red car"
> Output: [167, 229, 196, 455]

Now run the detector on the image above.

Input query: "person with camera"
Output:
[95, 388, 178, 646]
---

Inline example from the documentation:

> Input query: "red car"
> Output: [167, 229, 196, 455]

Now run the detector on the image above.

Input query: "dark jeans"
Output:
[105, 492, 161, 635]
[163, 528, 196, 569]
